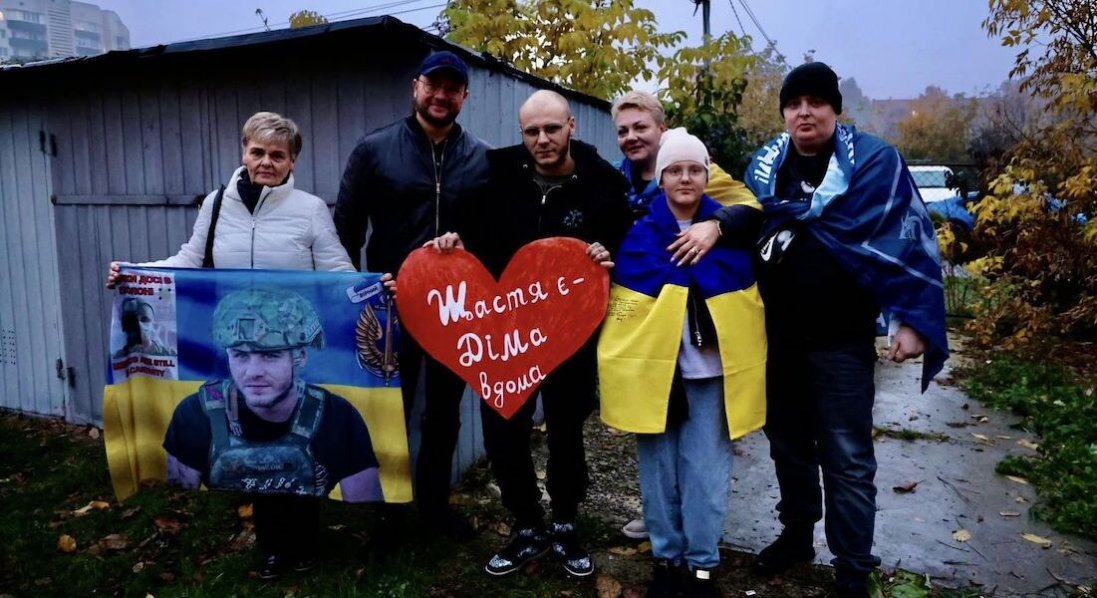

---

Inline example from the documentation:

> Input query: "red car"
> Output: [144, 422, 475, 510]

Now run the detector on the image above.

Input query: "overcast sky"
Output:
[90, 0, 1019, 99]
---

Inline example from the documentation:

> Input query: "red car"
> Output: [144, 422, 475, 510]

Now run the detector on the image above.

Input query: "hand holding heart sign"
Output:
[396, 237, 610, 419]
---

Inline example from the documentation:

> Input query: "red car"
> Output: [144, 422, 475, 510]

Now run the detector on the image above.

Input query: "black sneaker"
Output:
[751, 528, 815, 576]
[550, 521, 594, 577]
[257, 553, 284, 580]
[685, 568, 722, 598]
[484, 526, 550, 576]
[646, 558, 683, 598]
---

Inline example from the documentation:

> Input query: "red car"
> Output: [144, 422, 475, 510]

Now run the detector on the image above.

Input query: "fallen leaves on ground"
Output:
[1021, 533, 1052, 548]
[608, 545, 638, 556]
[56, 534, 76, 553]
[98, 534, 128, 551]
[636, 541, 652, 554]
[951, 529, 972, 542]
[72, 500, 111, 516]
[1005, 475, 1030, 485]
[492, 521, 511, 537]
[236, 503, 253, 519]
[1000, 511, 1021, 517]
[1017, 439, 1040, 451]
[595, 574, 622, 598]
[153, 517, 181, 535]
[970, 433, 991, 443]
[893, 480, 920, 493]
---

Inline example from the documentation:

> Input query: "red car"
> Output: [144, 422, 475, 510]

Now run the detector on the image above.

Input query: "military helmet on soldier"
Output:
[211, 289, 324, 350]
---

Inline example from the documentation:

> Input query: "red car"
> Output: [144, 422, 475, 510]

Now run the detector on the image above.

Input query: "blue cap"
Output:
[417, 51, 469, 85]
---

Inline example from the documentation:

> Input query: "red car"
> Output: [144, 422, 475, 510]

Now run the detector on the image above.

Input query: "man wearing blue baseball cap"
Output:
[335, 49, 490, 540]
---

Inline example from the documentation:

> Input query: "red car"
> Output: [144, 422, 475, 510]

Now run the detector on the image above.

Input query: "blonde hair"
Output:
[241, 112, 302, 160]
[611, 90, 666, 126]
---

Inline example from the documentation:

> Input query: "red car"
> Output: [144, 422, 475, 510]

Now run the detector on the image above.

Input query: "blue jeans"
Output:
[636, 377, 732, 570]
[765, 341, 881, 575]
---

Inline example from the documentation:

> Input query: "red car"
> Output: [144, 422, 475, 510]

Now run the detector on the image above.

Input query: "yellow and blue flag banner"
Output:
[598, 194, 767, 439]
[103, 267, 410, 503]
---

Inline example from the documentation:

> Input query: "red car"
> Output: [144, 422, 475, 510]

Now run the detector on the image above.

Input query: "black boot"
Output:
[751, 526, 815, 576]
[646, 558, 683, 598]
[684, 567, 722, 598]
[835, 568, 871, 598]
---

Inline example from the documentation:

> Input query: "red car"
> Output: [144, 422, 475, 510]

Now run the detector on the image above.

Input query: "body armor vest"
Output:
[201, 379, 326, 496]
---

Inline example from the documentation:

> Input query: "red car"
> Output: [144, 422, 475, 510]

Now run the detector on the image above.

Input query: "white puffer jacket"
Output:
[144, 167, 354, 271]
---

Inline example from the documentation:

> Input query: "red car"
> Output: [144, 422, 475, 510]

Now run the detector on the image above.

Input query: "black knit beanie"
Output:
[779, 62, 842, 115]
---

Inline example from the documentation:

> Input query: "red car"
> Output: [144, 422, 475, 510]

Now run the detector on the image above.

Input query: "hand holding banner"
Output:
[396, 237, 609, 420]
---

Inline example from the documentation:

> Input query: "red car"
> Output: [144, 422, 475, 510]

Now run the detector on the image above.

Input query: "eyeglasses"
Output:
[663, 164, 707, 179]
[521, 122, 568, 138]
[417, 78, 465, 97]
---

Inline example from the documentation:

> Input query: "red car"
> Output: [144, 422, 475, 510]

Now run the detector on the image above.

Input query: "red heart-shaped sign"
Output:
[396, 237, 609, 419]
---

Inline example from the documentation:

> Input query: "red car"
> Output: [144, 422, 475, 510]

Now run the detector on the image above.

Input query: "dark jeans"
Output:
[764, 340, 882, 575]
[400, 333, 468, 512]
[480, 342, 596, 528]
[253, 494, 320, 558]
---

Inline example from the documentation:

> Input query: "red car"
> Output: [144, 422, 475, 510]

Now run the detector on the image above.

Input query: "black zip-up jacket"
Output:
[459, 139, 632, 278]
[334, 116, 491, 273]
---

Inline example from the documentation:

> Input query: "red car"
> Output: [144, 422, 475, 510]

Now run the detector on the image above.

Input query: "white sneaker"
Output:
[621, 518, 649, 540]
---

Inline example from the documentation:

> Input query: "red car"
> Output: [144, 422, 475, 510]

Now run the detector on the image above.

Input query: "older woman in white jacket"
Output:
[103, 111, 355, 581]
[106, 111, 353, 281]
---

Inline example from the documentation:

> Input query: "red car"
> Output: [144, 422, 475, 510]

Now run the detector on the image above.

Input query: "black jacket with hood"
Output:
[460, 139, 632, 278]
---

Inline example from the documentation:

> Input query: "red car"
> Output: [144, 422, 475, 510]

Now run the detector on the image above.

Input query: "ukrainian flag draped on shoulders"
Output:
[745, 124, 948, 390]
[598, 194, 766, 439]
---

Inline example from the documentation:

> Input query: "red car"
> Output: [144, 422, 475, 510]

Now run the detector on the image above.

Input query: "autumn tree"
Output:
[961, 0, 1097, 348]
[289, 9, 328, 28]
[893, 85, 977, 163]
[735, 43, 788, 150]
[442, 0, 684, 99]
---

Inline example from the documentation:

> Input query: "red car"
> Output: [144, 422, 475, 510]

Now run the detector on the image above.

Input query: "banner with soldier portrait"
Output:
[103, 267, 410, 503]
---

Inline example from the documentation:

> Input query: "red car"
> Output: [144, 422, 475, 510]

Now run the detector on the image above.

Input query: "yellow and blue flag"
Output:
[102, 267, 410, 502]
[598, 195, 767, 439]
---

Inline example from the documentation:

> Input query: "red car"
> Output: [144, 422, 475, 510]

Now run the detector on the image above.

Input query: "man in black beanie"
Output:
[729, 62, 948, 598]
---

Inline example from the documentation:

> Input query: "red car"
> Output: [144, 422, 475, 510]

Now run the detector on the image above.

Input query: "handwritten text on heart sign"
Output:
[426, 275, 587, 407]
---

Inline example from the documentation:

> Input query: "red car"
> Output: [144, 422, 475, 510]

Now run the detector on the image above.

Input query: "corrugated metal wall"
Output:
[24, 36, 617, 481]
[0, 102, 68, 419]
[47, 54, 617, 425]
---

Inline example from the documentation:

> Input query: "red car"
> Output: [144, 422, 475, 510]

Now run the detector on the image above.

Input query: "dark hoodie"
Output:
[458, 139, 633, 278]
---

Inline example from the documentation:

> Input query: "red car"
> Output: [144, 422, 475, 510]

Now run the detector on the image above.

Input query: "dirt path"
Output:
[716, 337, 1097, 596]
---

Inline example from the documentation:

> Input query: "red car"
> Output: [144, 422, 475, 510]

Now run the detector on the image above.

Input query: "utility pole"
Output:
[693, 0, 713, 107]
[701, 0, 711, 47]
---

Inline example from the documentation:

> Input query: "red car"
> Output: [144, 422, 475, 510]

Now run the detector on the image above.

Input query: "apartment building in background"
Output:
[0, 0, 129, 62]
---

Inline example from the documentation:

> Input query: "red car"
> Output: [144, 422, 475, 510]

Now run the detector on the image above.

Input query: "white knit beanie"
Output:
[655, 127, 710, 184]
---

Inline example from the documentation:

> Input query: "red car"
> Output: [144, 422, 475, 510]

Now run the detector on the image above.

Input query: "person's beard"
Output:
[414, 97, 458, 128]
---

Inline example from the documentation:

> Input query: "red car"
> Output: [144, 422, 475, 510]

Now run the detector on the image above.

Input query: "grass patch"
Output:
[958, 354, 1097, 540]
[0, 410, 1000, 597]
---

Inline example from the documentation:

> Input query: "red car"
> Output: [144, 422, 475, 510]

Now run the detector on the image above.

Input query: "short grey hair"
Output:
[241, 112, 302, 160]
[611, 90, 666, 126]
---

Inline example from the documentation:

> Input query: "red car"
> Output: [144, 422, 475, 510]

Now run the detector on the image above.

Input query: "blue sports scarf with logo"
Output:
[744, 124, 948, 391]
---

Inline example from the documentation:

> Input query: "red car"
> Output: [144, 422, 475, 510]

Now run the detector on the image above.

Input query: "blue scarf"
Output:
[745, 124, 948, 391]
[617, 158, 662, 215]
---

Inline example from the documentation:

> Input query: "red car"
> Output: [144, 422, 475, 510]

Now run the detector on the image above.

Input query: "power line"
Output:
[735, 0, 775, 49]
[168, 0, 445, 45]
[726, 0, 747, 39]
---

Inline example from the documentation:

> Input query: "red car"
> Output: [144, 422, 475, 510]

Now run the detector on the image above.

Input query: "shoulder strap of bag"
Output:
[202, 185, 226, 268]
